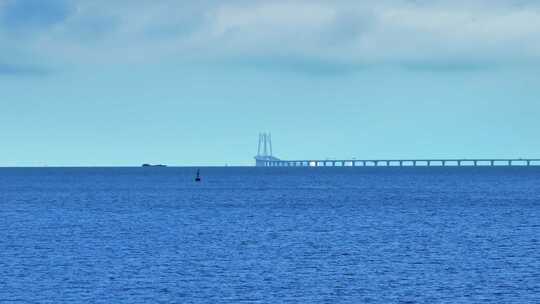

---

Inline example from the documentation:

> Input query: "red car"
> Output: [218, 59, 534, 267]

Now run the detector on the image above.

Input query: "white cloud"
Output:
[2, 0, 540, 69]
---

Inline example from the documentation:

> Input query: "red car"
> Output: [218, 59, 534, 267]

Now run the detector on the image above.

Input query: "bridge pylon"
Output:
[255, 132, 280, 166]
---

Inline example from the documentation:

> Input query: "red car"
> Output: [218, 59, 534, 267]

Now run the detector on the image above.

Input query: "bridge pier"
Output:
[258, 157, 540, 168]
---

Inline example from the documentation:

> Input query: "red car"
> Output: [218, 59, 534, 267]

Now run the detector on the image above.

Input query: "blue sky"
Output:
[1, 0, 540, 166]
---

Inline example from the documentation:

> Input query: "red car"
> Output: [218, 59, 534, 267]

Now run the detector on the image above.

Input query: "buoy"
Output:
[195, 169, 201, 182]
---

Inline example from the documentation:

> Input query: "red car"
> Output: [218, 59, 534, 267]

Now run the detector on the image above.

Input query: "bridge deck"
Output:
[257, 159, 540, 167]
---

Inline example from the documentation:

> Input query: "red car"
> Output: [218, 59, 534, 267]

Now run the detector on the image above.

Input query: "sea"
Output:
[0, 167, 539, 303]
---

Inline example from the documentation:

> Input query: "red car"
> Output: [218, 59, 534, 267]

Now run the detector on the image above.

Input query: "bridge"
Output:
[254, 133, 281, 167]
[257, 158, 540, 167]
[254, 133, 540, 167]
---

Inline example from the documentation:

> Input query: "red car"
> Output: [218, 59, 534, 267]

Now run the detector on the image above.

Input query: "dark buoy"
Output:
[195, 169, 201, 182]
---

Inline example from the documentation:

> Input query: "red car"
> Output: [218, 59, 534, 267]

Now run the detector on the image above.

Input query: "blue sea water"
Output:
[0, 167, 539, 303]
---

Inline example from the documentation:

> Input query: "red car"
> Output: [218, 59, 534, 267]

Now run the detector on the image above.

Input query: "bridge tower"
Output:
[255, 133, 280, 166]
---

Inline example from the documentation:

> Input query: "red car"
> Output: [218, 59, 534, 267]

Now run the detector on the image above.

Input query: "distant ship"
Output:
[142, 164, 167, 167]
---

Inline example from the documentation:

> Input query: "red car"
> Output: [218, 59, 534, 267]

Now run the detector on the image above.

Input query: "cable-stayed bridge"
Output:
[254, 133, 281, 167]
[254, 133, 540, 167]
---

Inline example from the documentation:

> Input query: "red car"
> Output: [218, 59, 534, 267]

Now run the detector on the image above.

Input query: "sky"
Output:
[1, 0, 540, 166]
